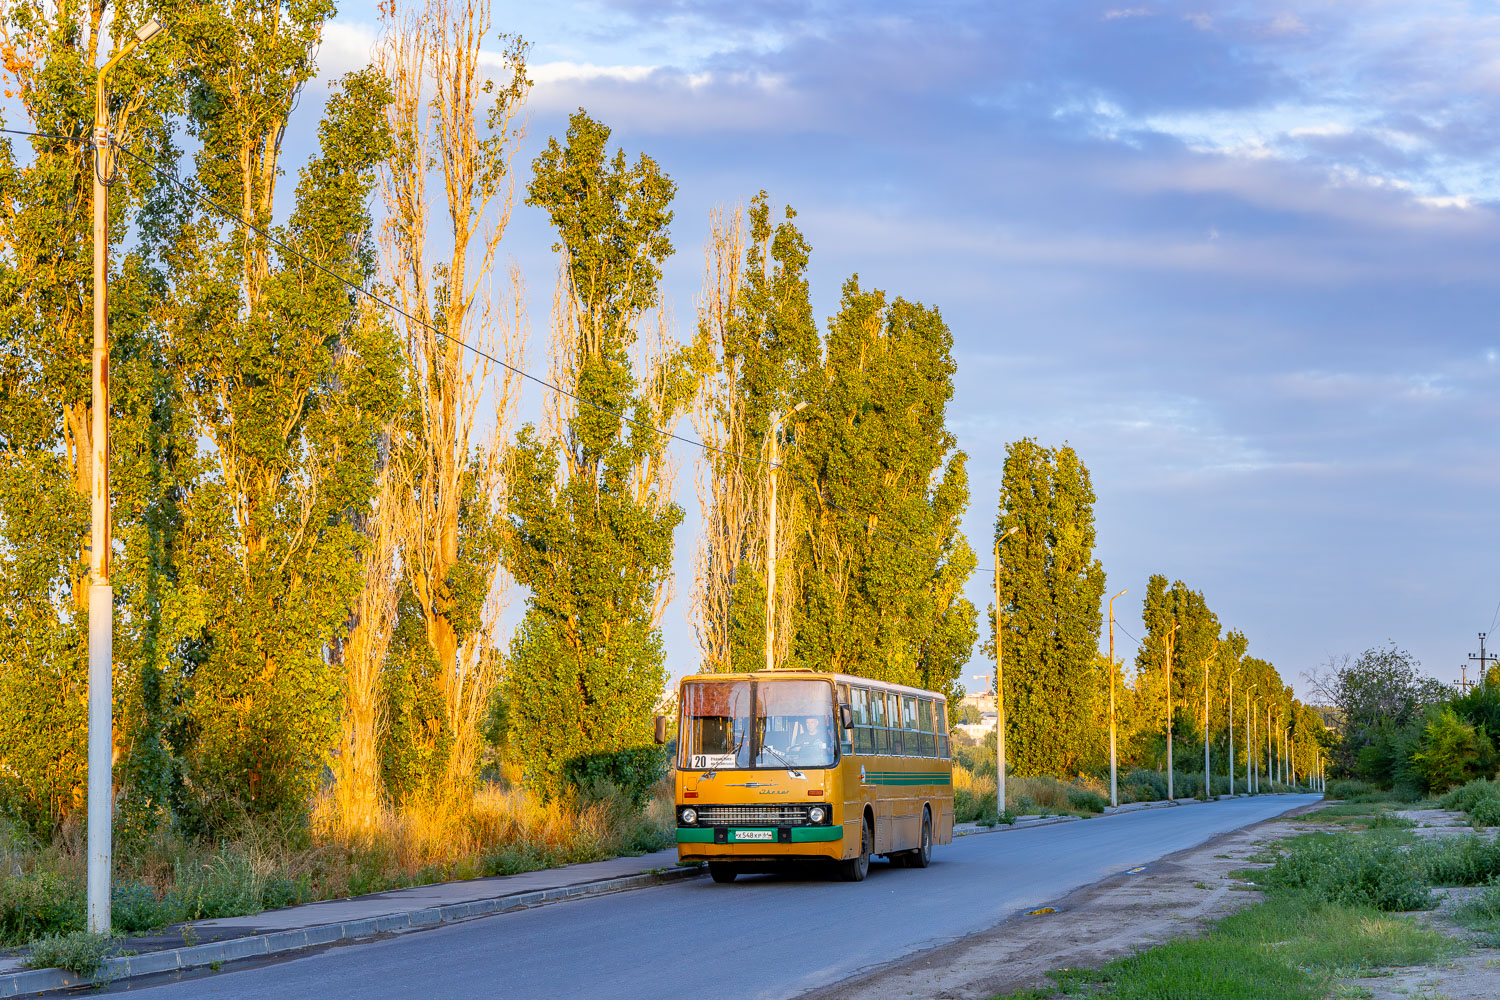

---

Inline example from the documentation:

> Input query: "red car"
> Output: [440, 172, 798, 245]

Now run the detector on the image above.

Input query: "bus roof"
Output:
[678, 669, 947, 703]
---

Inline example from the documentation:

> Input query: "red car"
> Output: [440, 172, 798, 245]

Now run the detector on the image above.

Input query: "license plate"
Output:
[733, 830, 774, 842]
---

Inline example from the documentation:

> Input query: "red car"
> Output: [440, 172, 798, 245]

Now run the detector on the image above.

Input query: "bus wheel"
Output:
[909, 808, 933, 869]
[840, 814, 872, 882]
[709, 862, 738, 883]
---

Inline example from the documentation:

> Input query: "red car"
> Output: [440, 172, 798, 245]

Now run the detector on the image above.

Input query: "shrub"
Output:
[1440, 778, 1500, 814]
[1416, 835, 1500, 886]
[1472, 798, 1500, 829]
[0, 870, 83, 946]
[1123, 769, 1167, 802]
[1412, 708, 1495, 793]
[110, 883, 167, 934]
[23, 930, 119, 980]
[1326, 779, 1380, 801]
[1067, 787, 1108, 813]
[562, 747, 667, 807]
[1265, 834, 1432, 911]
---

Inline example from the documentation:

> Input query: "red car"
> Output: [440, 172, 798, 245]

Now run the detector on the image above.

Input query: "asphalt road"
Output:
[121, 794, 1320, 1000]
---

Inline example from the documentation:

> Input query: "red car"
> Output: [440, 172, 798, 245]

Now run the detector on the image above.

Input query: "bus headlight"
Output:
[680, 807, 697, 825]
[807, 805, 827, 824]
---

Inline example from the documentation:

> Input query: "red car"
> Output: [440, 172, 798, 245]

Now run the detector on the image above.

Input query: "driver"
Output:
[796, 715, 829, 749]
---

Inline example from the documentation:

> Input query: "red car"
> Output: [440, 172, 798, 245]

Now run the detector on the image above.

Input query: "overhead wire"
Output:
[7, 122, 1150, 649]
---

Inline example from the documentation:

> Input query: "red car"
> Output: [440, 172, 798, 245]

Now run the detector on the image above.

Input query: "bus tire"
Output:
[909, 808, 933, 869]
[709, 862, 738, 883]
[840, 814, 872, 882]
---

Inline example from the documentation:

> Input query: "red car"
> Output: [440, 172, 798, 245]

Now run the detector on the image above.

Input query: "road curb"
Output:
[953, 792, 1313, 838]
[0, 865, 706, 998]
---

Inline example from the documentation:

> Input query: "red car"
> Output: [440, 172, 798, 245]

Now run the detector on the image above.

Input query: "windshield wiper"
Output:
[757, 743, 798, 769]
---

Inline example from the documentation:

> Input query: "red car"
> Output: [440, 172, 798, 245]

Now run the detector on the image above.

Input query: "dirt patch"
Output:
[796, 802, 1329, 1000]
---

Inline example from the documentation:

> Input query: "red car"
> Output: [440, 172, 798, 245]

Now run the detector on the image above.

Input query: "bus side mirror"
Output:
[839, 704, 853, 729]
[654, 714, 669, 745]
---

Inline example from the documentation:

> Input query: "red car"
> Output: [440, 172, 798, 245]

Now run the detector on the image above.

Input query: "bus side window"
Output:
[852, 687, 874, 755]
[890, 694, 906, 756]
[917, 699, 935, 757]
[873, 691, 891, 754]
[837, 682, 854, 756]
[934, 699, 950, 759]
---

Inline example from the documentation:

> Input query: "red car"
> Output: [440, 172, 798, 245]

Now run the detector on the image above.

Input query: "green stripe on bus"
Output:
[675, 827, 843, 843]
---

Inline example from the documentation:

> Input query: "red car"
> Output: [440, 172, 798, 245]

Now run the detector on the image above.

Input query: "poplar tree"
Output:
[0, 0, 174, 832]
[159, 4, 401, 826]
[504, 110, 703, 798]
[992, 440, 1106, 777]
[691, 192, 819, 673]
[787, 278, 976, 697]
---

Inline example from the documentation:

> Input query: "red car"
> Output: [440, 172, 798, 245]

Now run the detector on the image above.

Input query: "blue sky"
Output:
[309, 0, 1500, 695]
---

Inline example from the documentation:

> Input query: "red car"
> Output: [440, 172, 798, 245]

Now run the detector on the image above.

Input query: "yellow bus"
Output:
[662, 669, 954, 883]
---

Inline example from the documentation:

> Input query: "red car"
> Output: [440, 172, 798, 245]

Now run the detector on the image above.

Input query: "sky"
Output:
[160, 1, 1500, 696]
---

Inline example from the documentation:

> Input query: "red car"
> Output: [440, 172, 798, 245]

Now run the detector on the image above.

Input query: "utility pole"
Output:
[1265, 703, 1273, 790]
[89, 16, 166, 936]
[1165, 622, 1180, 800]
[994, 525, 1019, 817]
[762, 403, 806, 673]
[1460, 663, 1472, 693]
[1201, 641, 1217, 799]
[1227, 666, 1239, 795]
[1470, 633, 1498, 686]
[1247, 686, 1256, 793]
[1108, 589, 1127, 808]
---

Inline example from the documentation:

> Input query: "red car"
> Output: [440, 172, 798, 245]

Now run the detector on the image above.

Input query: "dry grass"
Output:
[0, 776, 674, 945]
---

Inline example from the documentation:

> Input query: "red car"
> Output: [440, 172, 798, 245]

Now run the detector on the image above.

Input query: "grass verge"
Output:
[1001, 820, 1465, 999]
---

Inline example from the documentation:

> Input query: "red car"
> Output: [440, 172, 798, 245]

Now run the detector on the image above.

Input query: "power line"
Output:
[108, 136, 1008, 582]
[8, 124, 1149, 649]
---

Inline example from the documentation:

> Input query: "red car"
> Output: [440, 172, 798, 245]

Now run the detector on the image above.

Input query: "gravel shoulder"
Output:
[796, 800, 1328, 1000]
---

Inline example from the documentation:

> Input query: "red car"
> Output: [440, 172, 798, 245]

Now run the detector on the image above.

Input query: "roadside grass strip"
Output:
[1001, 823, 1475, 1000]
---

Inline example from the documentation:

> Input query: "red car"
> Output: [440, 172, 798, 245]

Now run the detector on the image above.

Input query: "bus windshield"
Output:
[680, 679, 837, 770]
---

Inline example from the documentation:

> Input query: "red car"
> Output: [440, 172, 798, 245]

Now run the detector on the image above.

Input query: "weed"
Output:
[23, 930, 130, 982]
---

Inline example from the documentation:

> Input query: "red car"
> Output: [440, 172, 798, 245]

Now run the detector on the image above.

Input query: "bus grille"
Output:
[695, 805, 810, 825]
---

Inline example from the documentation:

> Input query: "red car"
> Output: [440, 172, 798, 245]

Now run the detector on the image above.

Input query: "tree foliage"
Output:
[504, 109, 701, 799]
[786, 278, 977, 697]
[992, 440, 1104, 777]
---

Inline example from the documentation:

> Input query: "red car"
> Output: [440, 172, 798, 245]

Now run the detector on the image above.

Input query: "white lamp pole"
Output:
[1107, 589, 1127, 808]
[89, 15, 165, 936]
[994, 524, 1019, 816]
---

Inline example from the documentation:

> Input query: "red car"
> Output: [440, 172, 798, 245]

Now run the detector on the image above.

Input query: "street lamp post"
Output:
[89, 15, 165, 937]
[1227, 664, 1240, 795]
[994, 524, 1019, 817]
[1201, 641, 1217, 800]
[1107, 589, 1127, 808]
[763, 402, 807, 672]
[1164, 622, 1180, 801]
[1247, 685, 1257, 794]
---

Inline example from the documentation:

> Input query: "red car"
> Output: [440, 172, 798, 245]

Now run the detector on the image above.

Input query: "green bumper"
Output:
[676, 826, 844, 844]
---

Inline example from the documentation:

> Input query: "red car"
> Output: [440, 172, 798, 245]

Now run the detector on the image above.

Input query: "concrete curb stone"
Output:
[0, 866, 704, 998]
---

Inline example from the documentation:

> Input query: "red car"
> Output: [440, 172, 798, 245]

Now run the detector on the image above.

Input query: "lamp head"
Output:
[135, 18, 164, 43]
[790, 401, 809, 414]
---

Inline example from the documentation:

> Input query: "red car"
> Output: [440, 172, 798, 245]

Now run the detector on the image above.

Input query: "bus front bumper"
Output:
[676, 826, 844, 844]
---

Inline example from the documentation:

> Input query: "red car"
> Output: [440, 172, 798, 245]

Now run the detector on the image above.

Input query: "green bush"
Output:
[1440, 778, 1500, 814]
[1413, 708, 1495, 793]
[562, 747, 668, 807]
[1265, 834, 1432, 911]
[110, 882, 168, 934]
[1472, 798, 1500, 829]
[0, 870, 83, 946]
[1123, 769, 1167, 802]
[1326, 779, 1380, 801]
[1067, 787, 1108, 813]
[1416, 834, 1500, 886]
[23, 930, 120, 980]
